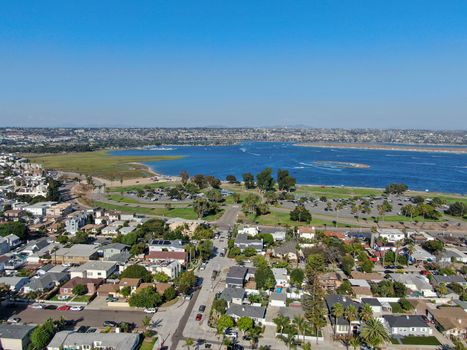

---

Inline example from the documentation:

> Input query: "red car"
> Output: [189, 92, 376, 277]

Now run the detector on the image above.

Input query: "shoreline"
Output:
[295, 142, 467, 154]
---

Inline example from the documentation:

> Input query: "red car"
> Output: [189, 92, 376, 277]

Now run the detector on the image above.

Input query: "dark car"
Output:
[195, 313, 202, 321]
[77, 326, 89, 333]
[103, 320, 118, 327]
[198, 305, 206, 312]
[44, 304, 58, 310]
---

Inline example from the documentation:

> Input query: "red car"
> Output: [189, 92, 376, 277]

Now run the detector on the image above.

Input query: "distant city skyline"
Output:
[1, 1, 466, 129]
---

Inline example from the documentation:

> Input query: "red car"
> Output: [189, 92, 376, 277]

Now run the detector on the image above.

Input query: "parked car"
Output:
[103, 320, 118, 327]
[86, 327, 98, 333]
[106, 296, 118, 302]
[144, 308, 157, 314]
[44, 304, 58, 310]
[77, 326, 89, 333]
[30, 303, 43, 309]
[70, 306, 84, 311]
[195, 313, 202, 321]
[7, 317, 21, 324]
[57, 305, 71, 311]
[185, 294, 192, 300]
[198, 305, 206, 312]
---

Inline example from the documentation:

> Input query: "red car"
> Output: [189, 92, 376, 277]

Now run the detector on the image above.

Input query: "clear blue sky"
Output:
[1, 0, 466, 129]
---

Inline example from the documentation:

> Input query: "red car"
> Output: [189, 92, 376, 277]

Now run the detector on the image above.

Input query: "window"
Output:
[411, 328, 415, 332]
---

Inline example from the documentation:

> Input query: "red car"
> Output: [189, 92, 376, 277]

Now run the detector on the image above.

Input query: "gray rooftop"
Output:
[48, 331, 140, 350]
[383, 315, 427, 328]
[0, 324, 35, 339]
[220, 287, 245, 302]
[227, 304, 266, 319]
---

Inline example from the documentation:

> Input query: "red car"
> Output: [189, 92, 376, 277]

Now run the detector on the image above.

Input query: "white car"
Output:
[7, 317, 21, 324]
[70, 306, 84, 311]
[30, 303, 43, 309]
[144, 308, 157, 314]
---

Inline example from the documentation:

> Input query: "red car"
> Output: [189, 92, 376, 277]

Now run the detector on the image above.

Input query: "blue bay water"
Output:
[112, 142, 467, 194]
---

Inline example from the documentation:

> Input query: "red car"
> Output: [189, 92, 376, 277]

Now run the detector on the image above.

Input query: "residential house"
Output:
[46, 202, 72, 218]
[146, 251, 188, 266]
[101, 243, 129, 259]
[70, 261, 117, 279]
[319, 272, 343, 290]
[439, 247, 467, 263]
[267, 231, 285, 242]
[219, 287, 245, 307]
[297, 226, 315, 240]
[23, 272, 68, 294]
[148, 239, 185, 252]
[272, 240, 298, 262]
[431, 275, 467, 287]
[143, 260, 181, 279]
[226, 266, 256, 289]
[351, 272, 384, 283]
[410, 246, 436, 263]
[383, 315, 432, 336]
[47, 331, 140, 350]
[272, 268, 289, 287]
[0, 276, 29, 292]
[53, 244, 99, 264]
[4, 234, 21, 249]
[227, 304, 266, 324]
[0, 238, 10, 254]
[22, 238, 51, 256]
[119, 278, 140, 294]
[0, 324, 35, 350]
[23, 201, 56, 216]
[427, 307, 467, 339]
[325, 295, 361, 335]
[239, 226, 259, 236]
[270, 292, 287, 307]
[65, 211, 88, 235]
[377, 229, 405, 243]
[234, 234, 263, 253]
[389, 274, 436, 297]
[361, 298, 383, 314]
[97, 283, 120, 297]
[59, 277, 103, 296]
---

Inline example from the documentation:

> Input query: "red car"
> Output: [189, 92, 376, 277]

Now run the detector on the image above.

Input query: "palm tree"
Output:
[394, 240, 402, 266]
[247, 326, 263, 349]
[331, 303, 344, 335]
[184, 338, 194, 350]
[349, 336, 360, 350]
[293, 315, 307, 342]
[278, 328, 298, 350]
[344, 305, 358, 338]
[273, 315, 290, 335]
[360, 318, 390, 350]
[359, 304, 373, 322]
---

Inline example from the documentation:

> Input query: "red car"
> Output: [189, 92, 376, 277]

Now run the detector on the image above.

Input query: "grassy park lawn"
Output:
[26, 150, 181, 180]
[107, 194, 143, 204]
[110, 181, 175, 193]
[295, 185, 383, 198]
[246, 209, 353, 227]
[382, 215, 445, 223]
[400, 336, 441, 346]
[93, 200, 222, 221]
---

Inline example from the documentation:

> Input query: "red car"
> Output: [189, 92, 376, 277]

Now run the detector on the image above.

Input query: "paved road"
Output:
[4, 307, 147, 329]
[215, 205, 240, 230]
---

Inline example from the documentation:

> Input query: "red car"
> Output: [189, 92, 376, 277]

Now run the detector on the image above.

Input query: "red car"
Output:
[195, 313, 202, 321]
[57, 305, 70, 311]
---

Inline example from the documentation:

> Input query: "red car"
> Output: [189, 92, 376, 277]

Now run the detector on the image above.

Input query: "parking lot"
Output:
[1, 305, 147, 329]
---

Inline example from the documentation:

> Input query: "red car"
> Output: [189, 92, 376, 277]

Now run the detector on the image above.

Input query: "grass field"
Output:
[93, 200, 223, 221]
[26, 150, 181, 180]
[295, 185, 383, 198]
[110, 181, 175, 192]
[382, 215, 445, 223]
[400, 336, 441, 345]
[245, 208, 354, 227]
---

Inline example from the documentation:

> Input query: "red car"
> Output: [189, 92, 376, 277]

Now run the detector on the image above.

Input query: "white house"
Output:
[270, 292, 287, 307]
[271, 231, 286, 242]
[70, 261, 117, 279]
[272, 268, 289, 287]
[143, 260, 181, 279]
[0, 276, 29, 291]
[239, 226, 259, 236]
[297, 226, 315, 240]
[377, 229, 405, 243]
